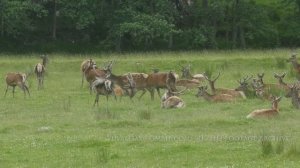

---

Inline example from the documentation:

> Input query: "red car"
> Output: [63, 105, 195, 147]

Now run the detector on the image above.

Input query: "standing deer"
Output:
[143, 71, 178, 100]
[4, 72, 30, 98]
[196, 86, 235, 102]
[34, 55, 48, 90]
[285, 84, 300, 109]
[161, 88, 186, 109]
[204, 72, 246, 99]
[81, 58, 96, 87]
[84, 60, 113, 94]
[246, 96, 281, 119]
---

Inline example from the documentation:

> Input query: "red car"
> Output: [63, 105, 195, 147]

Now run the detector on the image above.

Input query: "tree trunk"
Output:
[239, 26, 246, 49]
[115, 34, 122, 52]
[168, 33, 173, 49]
[202, 0, 208, 7]
[231, 0, 240, 49]
[1, 15, 4, 37]
[52, 0, 57, 40]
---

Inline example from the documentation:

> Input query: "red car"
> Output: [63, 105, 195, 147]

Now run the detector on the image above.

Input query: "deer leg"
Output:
[81, 73, 85, 88]
[156, 87, 161, 97]
[4, 85, 9, 98]
[138, 89, 147, 100]
[148, 88, 155, 101]
[24, 85, 30, 97]
[12, 86, 15, 98]
[94, 93, 99, 107]
[89, 82, 93, 95]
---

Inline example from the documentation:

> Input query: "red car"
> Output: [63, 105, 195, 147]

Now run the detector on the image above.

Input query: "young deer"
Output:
[34, 55, 48, 90]
[196, 86, 235, 102]
[161, 89, 186, 109]
[285, 84, 300, 109]
[246, 96, 281, 119]
[204, 72, 246, 99]
[81, 58, 96, 87]
[4, 72, 30, 98]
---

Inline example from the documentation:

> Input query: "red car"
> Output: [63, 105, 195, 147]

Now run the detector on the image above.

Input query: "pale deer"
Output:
[81, 58, 96, 87]
[196, 86, 235, 102]
[204, 72, 246, 99]
[285, 84, 300, 109]
[161, 88, 186, 109]
[180, 64, 205, 81]
[246, 96, 281, 119]
[4, 72, 30, 98]
[34, 55, 48, 90]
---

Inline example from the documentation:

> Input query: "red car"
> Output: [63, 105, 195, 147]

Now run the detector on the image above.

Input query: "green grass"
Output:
[0, 49, 299, 167]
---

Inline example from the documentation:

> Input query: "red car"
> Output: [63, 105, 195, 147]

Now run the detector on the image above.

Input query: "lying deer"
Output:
[180, 64, 205, 81]
[161, 88, 186, 109]
[246, 96, 281, 119]
[274, 72, 290, 92]
[34, 55, 48, 90]
[196, 86, 235, 102]
[235, 76, 257, 98]
[4, 72, 30, 98]
[81, 58, 96, 87]
[204, 72, 246, 99]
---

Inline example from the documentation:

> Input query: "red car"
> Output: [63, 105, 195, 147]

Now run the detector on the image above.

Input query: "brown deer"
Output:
[176, 79, 200, 89]
[81, 58, 96, 87]
[34, 55, 48, 90]
[235, 76, 257, 98]
[84, 60, 112, 93]
[143, 71, 178, 100]
[4, 72, 30, 98]
[92, 73, 136, 106]
[255, 73, 287, 97]
[161, 88, 186, 109]
[285, 83, 300, 109]
[204, 72, 246, 99]
[196, 86, 235, 102]
[274, 72, 290, 92]
[246, 96, 281, 119]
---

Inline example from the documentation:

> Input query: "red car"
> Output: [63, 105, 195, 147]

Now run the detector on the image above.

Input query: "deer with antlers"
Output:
[180, 64, 205, 81]
[246, 96, 281, 119]
[4, 72, 30, 98]
[161, 88, 186, 109]
[235, 76, 257, 98]
[204, 72, 246, 99]
[196, 86, 235, 102]
[34, 55, 48, 90]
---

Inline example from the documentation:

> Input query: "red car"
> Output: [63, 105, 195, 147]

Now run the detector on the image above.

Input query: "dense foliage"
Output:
[0, 0, 300, 52]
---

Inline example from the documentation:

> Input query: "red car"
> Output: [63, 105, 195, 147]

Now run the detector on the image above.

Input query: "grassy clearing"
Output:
[0, 49, 299, 167]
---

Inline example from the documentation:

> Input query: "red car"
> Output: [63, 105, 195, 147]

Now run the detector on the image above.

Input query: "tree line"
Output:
[0, 0, 299, 52]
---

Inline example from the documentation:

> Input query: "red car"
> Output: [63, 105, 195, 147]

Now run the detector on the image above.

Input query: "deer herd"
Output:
[4, 53, 300, 119]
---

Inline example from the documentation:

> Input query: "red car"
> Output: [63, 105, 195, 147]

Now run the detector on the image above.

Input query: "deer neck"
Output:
[202, 91, 214, 101]
[291, 60, 300, 68]
[272, 102, 279, 111]
[208, 81, 216, 94]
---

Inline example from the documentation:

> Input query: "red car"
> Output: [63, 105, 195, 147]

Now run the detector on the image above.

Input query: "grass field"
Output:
[0, 50, 299, 167]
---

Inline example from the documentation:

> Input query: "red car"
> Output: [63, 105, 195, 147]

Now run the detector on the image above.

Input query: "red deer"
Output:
[34, 55, 48, 90]
[176, 79, 200, 89]
[122, 73, 150, 100]
[4, 72, 30, 98]
[81, 58, 96, 87]
[92, 73, 136, 106]
[274, 72, 290, 92]
[161, 88, 186, 109]
[84, 60, 112, 93]
[246, 96, 281, 119]
[196, 86, 235, 102]
[204, 72, 246, 99]
[285, 84, 300, 109]
[143, 71, 177, 100]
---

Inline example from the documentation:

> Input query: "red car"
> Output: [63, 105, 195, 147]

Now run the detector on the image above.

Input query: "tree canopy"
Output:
[0, 0, 299, 52]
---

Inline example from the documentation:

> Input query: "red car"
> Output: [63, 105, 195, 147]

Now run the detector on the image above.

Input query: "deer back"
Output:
[6, 73, 25, 86]
[162, 96, 185, 108]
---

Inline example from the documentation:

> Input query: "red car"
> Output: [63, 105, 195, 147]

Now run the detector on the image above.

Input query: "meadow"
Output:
[0, 49, 299, 167]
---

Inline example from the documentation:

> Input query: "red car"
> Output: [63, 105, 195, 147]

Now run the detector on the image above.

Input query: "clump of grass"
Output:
[63, 96, 71, 112]
[275, 138, 285, 154]
[138, 107, 151, 120]
[204, 64, 215, 79]
[286, 142, 300, 157]
[94, 107, 117, 120]
[96, 147, 110, 164]
[274, 57, 286, 69]
[261, 134, 273, 156]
